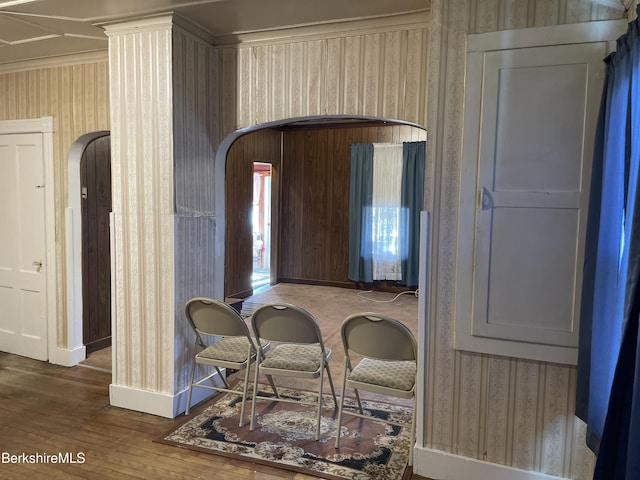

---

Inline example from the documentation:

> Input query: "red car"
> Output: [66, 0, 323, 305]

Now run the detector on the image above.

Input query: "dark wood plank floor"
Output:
[0, 284, 428, 479]
[0, 351, 304, 480]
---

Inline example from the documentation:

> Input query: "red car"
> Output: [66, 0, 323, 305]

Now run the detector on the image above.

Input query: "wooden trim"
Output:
[276, 278, 355, 289]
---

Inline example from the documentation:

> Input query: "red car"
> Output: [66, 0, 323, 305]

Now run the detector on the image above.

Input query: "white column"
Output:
[104, 15, 221, 418]
[103, 16, 177, 417]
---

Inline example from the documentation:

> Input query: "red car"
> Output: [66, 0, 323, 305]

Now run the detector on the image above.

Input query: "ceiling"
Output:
[0, 0, 429, 66]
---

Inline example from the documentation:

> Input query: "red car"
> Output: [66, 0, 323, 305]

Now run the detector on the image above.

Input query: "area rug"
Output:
[158, 382, 412, 480]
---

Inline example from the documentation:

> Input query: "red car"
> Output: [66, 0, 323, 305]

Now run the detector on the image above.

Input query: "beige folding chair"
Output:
[184, 297, 270, 427]
[334, 312, 418, 465]
[249, 303, 338, 440]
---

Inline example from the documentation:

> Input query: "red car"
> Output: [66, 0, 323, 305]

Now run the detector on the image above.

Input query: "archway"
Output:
[215, 114, 426, 299]
[66, 131, 110, 365]
[80, 135, 112, 353]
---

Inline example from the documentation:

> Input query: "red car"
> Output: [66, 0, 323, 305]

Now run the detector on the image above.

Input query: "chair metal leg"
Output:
[335, 361, 349, 448]
[353, 388, 363, 414]
[185, 360, 197, 415]
[238, 363, 252, 427]
[214, 365, 230, 389]
[325, 364, 338, 408]
[265, 374, 279, 398]
[315, 373, 325, 441]
[249, 358, 261, 431]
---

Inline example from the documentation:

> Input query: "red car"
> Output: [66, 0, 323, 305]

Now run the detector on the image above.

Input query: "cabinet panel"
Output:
[455, 24, 617, 363]
[492, 61, 587, 192]
[475, 207, 579, 344]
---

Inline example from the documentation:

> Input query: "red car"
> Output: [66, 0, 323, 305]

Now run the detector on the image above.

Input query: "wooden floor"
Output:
[0, 284, 428, 480]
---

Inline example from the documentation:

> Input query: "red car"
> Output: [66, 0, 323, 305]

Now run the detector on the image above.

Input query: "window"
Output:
[348, 141, 425, 287]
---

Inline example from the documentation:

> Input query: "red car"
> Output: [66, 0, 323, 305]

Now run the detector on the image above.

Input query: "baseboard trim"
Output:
[110, 384, 176, 418]
[53, 345, 86, 367]
[109, 372, 224, 418]
[413, 446, 568, 480]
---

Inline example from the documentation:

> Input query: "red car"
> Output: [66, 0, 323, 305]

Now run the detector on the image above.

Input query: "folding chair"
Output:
[184, 297, 268, 427]
[334, 312, 418, 465]
[249, 303, 337, 440]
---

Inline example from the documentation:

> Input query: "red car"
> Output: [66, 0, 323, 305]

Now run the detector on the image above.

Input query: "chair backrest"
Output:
[341, 313, 417, 361]
[185, 297, 252, 339]
[251, 303, 324, 345]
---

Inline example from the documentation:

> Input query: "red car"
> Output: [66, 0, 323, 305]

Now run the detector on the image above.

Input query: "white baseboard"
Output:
[413, 446, 568, 480]
[109, 372, 224, 418]
[110, 384, 177, 418]
[52, 345, 86, 367]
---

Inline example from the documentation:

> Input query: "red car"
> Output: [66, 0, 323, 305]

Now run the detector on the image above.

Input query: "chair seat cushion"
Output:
[260, 344, 325, 372]
[197, 336, 257, 364]
[348, 357, 416, 391]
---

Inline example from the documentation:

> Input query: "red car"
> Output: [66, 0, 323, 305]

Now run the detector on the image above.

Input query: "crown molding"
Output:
[0, 50, 108, 74]
[212, 10, 430, 46]
[100, 13, 175, 35]
[100, 12, 215, 46]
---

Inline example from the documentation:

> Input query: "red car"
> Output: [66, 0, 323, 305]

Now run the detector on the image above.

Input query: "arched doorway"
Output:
[66, 131, 111, 365]
[218, 115, 426, 299]
[80, 135, 112, 353]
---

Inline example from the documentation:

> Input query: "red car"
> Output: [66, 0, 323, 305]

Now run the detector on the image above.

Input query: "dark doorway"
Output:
[81, 135, 112, 354]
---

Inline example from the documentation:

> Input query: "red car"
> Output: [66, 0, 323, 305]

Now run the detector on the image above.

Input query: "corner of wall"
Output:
[52, 345, 86, 367]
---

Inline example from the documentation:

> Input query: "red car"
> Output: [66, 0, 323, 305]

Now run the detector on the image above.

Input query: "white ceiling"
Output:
[0, 0, 429, 66]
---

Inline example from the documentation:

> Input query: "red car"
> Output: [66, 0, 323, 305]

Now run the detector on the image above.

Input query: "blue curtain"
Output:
[348, 143, 374, 283]
[576, 10, 640, 479]
[401, 141, 426, 287]
[348, 141, 425, 286]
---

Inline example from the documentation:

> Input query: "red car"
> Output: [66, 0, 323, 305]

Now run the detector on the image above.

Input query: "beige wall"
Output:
[0, 0, 627, 475]
[216, 3, 623, 477]
[0, 59, 110, 347]
[101, 12, 431, 417]
[217, 13, 429, 134]
[425, 1, 625, 478]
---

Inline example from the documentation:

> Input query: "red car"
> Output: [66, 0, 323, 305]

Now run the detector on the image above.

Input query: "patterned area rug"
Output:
[158, 383, 412, 480]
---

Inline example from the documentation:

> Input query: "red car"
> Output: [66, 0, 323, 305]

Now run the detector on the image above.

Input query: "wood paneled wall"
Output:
[225, 128, 281, 298]
[224, 123, 426, 296]
[279, 124, 426, 286]
[80, 135, 112, 353]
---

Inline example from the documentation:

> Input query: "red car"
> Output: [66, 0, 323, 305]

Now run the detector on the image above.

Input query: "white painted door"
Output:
[0, 133, 48, 360]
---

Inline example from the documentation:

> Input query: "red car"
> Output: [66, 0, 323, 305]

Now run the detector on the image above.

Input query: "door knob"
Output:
[32, 260, 43, 272]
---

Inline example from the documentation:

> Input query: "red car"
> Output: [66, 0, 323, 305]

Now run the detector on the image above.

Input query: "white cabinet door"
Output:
[455, 22, 622, 364]
[0, 133, 48, 361]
